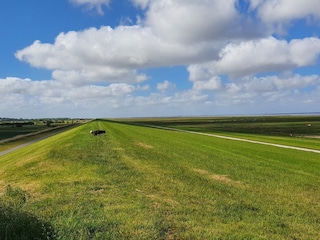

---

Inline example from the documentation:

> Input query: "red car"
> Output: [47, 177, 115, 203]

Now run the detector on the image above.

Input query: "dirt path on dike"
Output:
[143, 124, 320, 154]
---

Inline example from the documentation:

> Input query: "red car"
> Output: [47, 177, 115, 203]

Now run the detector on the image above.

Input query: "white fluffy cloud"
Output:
[0, 77, 139, 117]
[15, 25, 219, 85]
[187, 65, 320, 96]
[192, 77, 223, 91]
[251, 0, 320, 23]
[241, 74, 320, 93]
[130, 74, 320, 116]
[17, 0, 320, 88]
[189, 74, 320, 114]
[157, 80, 175, 92]
[15, 0, 263, 88]
[188, 37, 320, 78]
[143, 0, 243, 43]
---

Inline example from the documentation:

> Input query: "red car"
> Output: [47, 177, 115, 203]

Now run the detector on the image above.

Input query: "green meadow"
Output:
[0, 118, 320, 239]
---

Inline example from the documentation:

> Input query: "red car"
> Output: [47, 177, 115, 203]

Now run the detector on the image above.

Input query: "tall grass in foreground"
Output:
[0, 120, 320, 239]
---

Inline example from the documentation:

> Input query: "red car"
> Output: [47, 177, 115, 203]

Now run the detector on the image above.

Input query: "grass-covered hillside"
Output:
[0, 119, 320, 239]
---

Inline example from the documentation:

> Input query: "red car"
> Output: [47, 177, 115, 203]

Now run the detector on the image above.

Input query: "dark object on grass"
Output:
[90, 130, 106, 136]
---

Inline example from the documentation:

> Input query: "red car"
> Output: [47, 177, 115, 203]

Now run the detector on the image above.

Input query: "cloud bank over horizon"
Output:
[1, 0, 320, 118]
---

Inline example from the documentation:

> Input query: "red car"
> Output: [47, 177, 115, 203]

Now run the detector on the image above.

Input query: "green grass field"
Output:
[0, 119, 320, 239]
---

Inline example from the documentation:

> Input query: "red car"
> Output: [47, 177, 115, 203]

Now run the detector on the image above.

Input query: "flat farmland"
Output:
[127, 115, 320, 150]
[0, 125, 49, 140]
[0, 118, 320, 239]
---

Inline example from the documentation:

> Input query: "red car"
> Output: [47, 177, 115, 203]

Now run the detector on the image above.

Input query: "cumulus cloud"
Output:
[157, 80, 175, 92]
[143, 0, 242, 43]
[135, 74, 320, 116]
[0, 77, 139, 117]
[15, 25, 221, 85]
[192, 77, 223, 91]
[199, 74, 320, 114]
[15, 0, 264, 88]
[12, 0, 266, 96]
[253, 0, 320, 22]
[69, 0, 111, 15]
[0, 77, 136, 102]
[250, 0, 320, 32]
[242, 74, 320, 93]
[19, 0, 319, 93]
[51, 68, 148, 86]
[188, 37, 320, 78]
[229, 74, 320, 113]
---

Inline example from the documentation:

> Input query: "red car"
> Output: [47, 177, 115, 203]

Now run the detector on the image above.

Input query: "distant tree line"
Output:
[0, 118, 89, 127]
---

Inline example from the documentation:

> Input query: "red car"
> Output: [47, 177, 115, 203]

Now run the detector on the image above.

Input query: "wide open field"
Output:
[0, 119, 320, 239]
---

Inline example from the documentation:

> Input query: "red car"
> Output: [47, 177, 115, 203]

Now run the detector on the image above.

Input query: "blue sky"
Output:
[1, 0, 320, 118]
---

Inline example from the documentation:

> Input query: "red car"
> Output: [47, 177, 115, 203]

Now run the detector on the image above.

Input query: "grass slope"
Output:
[0, 120, 320, 239]
[0, 125, 78, 153]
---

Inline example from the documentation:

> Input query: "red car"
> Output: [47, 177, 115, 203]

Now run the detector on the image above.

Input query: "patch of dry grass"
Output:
[135, 142, 154, 149]
[193, 168, 245, 187]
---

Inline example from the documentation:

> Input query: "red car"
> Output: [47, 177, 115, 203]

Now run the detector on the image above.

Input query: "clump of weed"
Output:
[2, 185, 29, 208]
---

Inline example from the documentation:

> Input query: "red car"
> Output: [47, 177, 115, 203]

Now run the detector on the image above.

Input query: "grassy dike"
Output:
[0, 120, 320, 239]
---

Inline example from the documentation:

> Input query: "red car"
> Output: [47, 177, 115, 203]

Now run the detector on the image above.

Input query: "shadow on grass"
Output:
[0, 204, 56, 240]
[0, 185, 56, 240]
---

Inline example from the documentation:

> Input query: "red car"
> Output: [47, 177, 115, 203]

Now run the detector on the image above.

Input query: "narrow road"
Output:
[0, 139, 41, 157]
[0, 127, 74, 157]
[144, 124, 320, 154]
